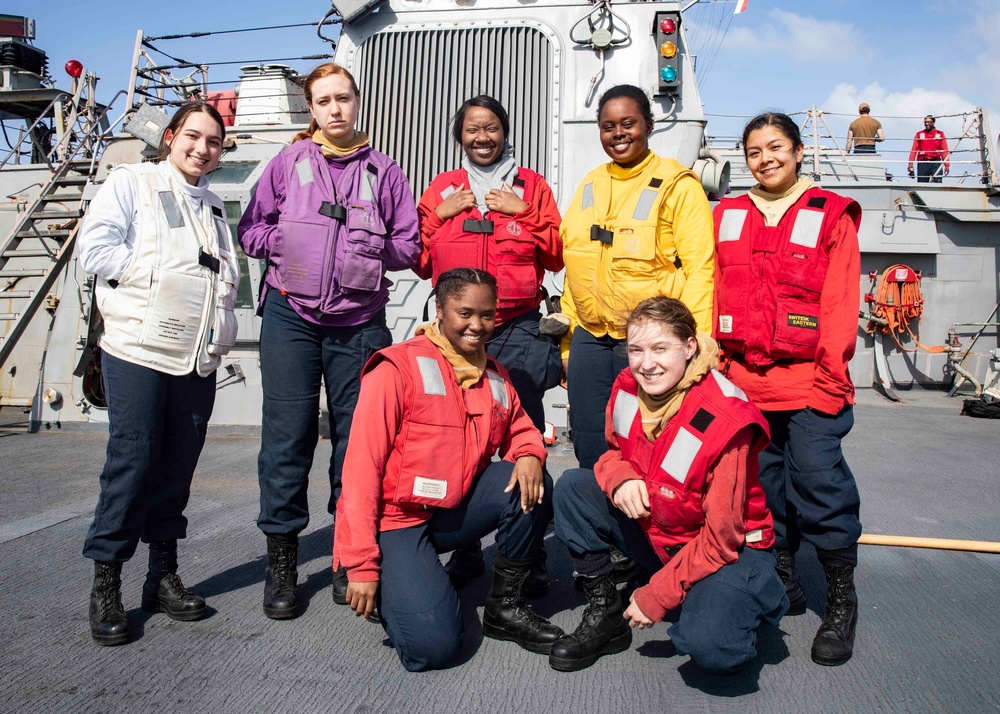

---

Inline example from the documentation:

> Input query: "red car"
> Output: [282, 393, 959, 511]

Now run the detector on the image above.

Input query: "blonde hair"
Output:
[293, 63, 361, 143]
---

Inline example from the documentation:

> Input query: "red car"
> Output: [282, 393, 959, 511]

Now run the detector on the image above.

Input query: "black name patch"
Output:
[787, 313, 819, 330]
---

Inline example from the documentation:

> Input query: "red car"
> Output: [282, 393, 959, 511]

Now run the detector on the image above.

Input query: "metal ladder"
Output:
[0, 157, 95, 370]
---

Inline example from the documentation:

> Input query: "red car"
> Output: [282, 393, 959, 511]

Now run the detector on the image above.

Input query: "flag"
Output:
[734, 0, 749, 13]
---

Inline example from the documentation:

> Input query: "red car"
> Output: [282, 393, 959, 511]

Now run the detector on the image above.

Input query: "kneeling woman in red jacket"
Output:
[550, 297, 787, 674]
[333, 268, 563, 671]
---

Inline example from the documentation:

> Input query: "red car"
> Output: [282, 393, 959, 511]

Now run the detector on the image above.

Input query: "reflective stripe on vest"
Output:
[660, 426, 702, 484]
[486, 370, 509, 409]
[711, 369, 748, 402]
[632, 187, 659, 221]
[581, 182, 594, 210]
[295, 159, 314, 187]
[440, 185, 455, 200]
[359, 164, 377, 202]
[417, 356, 447, 396]
[789, 209, 824, 249]
[612, 390, 640, 438]
[718, 209, 748, 243]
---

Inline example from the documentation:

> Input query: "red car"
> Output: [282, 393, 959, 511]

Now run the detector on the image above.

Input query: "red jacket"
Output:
[333, 335, 547, 582]
[908, 128, 950, 169]
[416, 167, 563, 325]
[713, 188, 861, 414]
[596, 368, 773, 621]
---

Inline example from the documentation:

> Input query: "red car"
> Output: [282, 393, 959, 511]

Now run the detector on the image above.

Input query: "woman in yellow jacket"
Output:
[561, 84, 714, 469]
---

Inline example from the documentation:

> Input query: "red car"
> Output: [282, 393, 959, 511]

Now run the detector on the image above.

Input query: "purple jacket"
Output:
[238, 141, 420, 326]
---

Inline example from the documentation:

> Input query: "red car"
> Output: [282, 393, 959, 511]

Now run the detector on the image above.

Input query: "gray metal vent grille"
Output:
[354, 24, 554, 200]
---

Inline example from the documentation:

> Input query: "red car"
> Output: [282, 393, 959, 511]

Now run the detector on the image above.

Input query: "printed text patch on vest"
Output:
[787, 313, 819, 330]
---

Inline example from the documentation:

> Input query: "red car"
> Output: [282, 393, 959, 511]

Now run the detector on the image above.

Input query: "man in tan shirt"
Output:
[847, 103, 884, 154]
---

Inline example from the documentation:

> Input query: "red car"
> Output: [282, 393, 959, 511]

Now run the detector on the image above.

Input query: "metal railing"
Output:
[707, 106, 999, 187]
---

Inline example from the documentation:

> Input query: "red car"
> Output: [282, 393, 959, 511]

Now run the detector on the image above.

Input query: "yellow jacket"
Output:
[560, 151, 715, 358]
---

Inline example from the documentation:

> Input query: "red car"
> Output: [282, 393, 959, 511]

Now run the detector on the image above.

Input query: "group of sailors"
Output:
[77, 62, 863, 677]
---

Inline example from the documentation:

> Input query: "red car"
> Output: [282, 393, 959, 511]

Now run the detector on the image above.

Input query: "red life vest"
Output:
[363, 335, 514, 510]
[424, 168, 543, 319]
[713, 188, 861, 367]
[609, 368, 774, 562]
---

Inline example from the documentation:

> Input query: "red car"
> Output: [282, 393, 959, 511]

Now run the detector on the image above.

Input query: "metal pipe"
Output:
[859, 534, 1000, 554]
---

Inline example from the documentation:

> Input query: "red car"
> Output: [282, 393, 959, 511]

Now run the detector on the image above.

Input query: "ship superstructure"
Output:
[1, 2, 998, 431]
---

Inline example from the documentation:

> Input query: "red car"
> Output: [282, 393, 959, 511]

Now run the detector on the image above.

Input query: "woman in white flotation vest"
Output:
[713, 112, 863, 667]
[416, 95, 563, 593]
[333, 268, 563, 671]
[560, 84, 715, 471]
[79, 102, 240, 646]
[550, 296, 787, 674]
[238, 63, 421, 620]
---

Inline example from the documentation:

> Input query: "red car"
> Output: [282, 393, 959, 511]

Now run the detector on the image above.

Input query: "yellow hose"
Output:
[859, 534, 1000, 554]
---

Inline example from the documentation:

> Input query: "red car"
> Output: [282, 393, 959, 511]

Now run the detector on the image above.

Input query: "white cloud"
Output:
[726, 9, 860, 63]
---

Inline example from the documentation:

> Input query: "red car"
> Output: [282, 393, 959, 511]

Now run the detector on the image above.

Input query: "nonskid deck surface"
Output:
[0, 389, 997, 713]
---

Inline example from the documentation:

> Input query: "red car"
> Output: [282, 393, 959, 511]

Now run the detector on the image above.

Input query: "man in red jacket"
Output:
[908, 115, 950, 183]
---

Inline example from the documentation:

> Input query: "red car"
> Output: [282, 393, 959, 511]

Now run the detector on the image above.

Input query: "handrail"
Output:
[0, 92, 71, 170]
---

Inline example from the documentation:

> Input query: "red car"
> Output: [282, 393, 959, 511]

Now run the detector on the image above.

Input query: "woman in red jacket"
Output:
[550, 297, 787, 674]
[416, 95, 563, 591]
[713, 112, 863, 667]
[333, 268, 563, 671]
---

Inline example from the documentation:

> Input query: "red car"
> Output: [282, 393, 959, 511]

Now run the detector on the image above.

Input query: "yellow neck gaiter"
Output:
[312, 129, 370, 158]
[416, 320, 487, 389]
[637, 332, 720, 441]
[748, 176, 814, 227]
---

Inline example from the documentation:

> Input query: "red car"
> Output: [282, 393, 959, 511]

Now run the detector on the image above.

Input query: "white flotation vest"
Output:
[95, 161, 240, 376]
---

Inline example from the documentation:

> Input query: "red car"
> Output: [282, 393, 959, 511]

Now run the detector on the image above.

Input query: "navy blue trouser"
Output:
[378, 461, 553, 672]
[257, 290, 391, 536]
[916, 160, 944, 183]
[487, 309, 562, 432]
[566, 329, 629, 469]
[758, 407, 862, 553]
[83, 352, 216, 563]
[554, 468, 788, 674]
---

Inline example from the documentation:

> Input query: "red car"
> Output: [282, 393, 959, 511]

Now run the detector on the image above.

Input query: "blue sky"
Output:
[8, 0, 999, 151]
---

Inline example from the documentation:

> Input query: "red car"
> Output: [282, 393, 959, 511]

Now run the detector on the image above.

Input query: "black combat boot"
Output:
[574, 545, 640, 591]
[331, 566, 349, 605]
[141, 540, 206, 621]
[775, 548, 807, 616]
[482, 554, 564, 654]
[811, 548, 859, 666]
[549, 576, 632, 672]
[89, 561, 128, 646]
[524, 544, 550, 597]
[444, 539, 486, 589]
[263, 534, 298, 620]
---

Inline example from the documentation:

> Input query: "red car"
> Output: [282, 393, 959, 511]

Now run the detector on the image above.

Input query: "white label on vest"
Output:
[295, 159, 314, 187]
[745, 529, 763, 544]
[440, 185, 455, 200]
[790, 209, 823, 249]
[412, 476, 448, 500]
[486, 371, 509, 409]
[661, 427, 702, 485]
[613, 391, 640, 438]
[416, 356, 447, 396]
[711, 369, 748, 402]
[719, 315, 733, 334]
[581, 182, 595, 210]
[718, 209, 747, 243]
[138, 269, 209, 353]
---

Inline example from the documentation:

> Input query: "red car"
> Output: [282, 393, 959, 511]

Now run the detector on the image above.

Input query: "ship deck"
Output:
[1, 388, 998, 713]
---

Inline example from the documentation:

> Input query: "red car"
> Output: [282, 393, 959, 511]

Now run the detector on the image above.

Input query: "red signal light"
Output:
[65, 60, 84, 78]
[659, 18, 676, 34]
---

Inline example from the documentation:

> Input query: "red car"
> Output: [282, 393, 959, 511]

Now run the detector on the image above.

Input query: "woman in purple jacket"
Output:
[238, 62, 420, 620]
